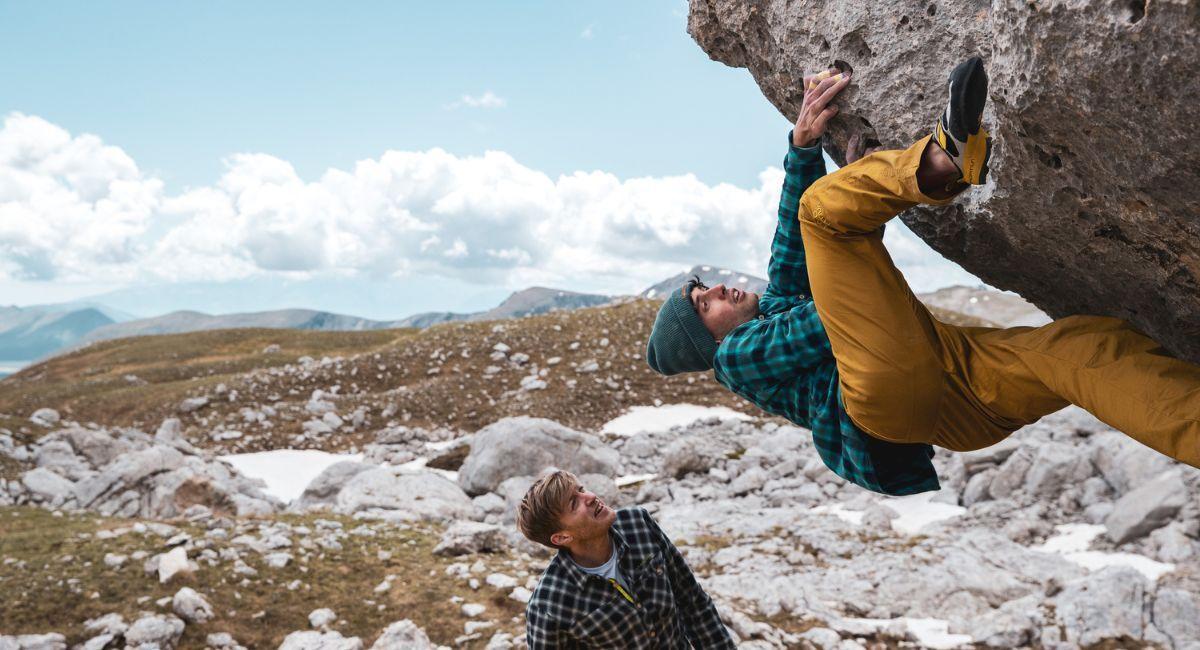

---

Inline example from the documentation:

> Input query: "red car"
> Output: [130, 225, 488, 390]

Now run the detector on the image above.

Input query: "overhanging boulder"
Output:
[688, 0, 1200, 362]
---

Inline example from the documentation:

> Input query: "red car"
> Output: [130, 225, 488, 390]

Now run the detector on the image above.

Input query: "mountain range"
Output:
[0, 265, 1042, 368]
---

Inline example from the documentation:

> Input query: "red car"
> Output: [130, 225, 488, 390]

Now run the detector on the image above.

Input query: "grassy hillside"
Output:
[0, 299, 991, 453]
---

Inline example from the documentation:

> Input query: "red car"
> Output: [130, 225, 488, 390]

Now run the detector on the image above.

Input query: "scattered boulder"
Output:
[171, 587, 214, 623]
[309, 608, 337, 629]
[178, 397, 209, 413]
[1104, 470, 1189, 544]
[0, 634, 66, 650]
[278, 631, 363, 650]
[369, 620, 434, 650]
[1052, 567, 1147, 647]
[433, 521, 509, 556]
[661, 438, 724, 479]
[124, 614, 185, 650]
[333, 468, 474, 522]
[1152, 588, 1200, 649]
[458, 417, 619, 496]
[29, 408, 60, 427]
[1022, 443, 1094, 498]
[206, 632, 246, 650]
[962, 594, 1043, 648]
[20, 468, 76, 505]
[291, 461, 375, 511]
[157, 547, 192, 583]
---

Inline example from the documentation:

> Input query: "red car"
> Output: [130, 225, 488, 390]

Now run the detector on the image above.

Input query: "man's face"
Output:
[551, 482, 617, 548]
[690, 282, 760, 341]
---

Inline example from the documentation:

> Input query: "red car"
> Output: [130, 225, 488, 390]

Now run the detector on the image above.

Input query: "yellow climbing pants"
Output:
[798, 135, 1200, 467]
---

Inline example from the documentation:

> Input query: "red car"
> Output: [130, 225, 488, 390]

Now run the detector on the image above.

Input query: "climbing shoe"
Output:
[933, 56, 992, 185]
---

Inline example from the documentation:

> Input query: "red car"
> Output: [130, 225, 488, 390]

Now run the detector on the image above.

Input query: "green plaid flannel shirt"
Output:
[524, 507, 735, 649]
[712, 133, 940, 496]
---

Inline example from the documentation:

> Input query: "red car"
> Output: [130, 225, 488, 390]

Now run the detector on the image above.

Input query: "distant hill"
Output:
[916, 285, 1051, 328]
[396, 287, 611, 327]
[640, 265, 768, 300]
[0, 306, 117, 361]
[78, 309, 404, 346]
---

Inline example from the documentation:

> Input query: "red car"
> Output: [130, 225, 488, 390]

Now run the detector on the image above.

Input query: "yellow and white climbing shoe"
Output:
[934, 56, 993, 185]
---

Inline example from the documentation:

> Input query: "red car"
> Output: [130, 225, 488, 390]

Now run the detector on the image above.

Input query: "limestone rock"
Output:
[278, 631, 363, 650]
[1152, 588, 1200, 649]
[309, 608, 337, 629]
[1104, 470, 1188, 544]
[800, 627, 842, 649]
[124, 614, 185, 650]
[29, 408, 60, 427]
[206, 633, 246, 650]
[0, 635, 66, 650]
[369, 620, 434, 650]
[1052, 566, 1147, 646]
[962, 594, 1043, 648]
[457, 417, 619, 496]
[171, 587, 214, 623]
[662, 438, 725, 479]
[291, 461, 375, 511]
[1022, 442, 1094, 498]
[433, 521, 510, 556]
[334, 468, 474, 522]
[686, 0, 1200, 362]
[20, 468, 75, 505]
[157, 547, 191, 583]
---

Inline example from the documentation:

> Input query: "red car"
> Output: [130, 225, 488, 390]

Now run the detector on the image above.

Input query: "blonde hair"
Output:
[517, 469, 579, 549]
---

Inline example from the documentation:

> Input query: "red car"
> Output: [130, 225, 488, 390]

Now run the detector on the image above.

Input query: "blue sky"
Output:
[0, 1, 980, 318]
[0, 1, 785, 190]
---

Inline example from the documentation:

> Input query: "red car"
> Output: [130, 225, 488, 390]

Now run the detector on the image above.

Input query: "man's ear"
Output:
[550, 531, 571, 548]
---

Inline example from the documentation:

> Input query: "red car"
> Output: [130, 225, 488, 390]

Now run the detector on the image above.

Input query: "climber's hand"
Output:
[792, 68, 851, 148]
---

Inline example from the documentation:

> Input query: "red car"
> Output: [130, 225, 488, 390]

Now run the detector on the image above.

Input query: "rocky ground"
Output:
[2, 301, 1198, 649]
[4, 404, 1199, 649]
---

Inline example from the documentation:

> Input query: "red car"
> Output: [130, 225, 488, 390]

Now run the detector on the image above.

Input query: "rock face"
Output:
[687, 0, 1200, 362]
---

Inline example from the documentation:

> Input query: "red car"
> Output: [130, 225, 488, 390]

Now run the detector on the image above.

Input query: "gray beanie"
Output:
[645, 283, 718, 375]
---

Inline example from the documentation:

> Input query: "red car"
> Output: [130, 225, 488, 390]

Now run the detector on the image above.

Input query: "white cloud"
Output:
[0, 112, 973, 295]
[580, 24, 595, 39]
[445, 91, 507, 110]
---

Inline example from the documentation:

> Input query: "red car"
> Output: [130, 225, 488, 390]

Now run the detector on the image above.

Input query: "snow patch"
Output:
[398, 456, 459, 483]
[842, 617, 971, 649]
[219, 449, 364, 504]
[615, 473, 657, 487]
[1033, 523, 1174, 581]
[1062, 551, 1174, 581]
[810, 504, 865, 525]
[600, 404, 751, 437]
[882, 492, 966, 535]
[1033, 523, 1105, 554]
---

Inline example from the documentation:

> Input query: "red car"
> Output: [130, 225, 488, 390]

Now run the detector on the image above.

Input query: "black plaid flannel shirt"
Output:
[524, 507, 735, 649]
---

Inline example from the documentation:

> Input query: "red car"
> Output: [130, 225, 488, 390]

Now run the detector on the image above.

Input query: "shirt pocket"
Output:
[635, 553, 678, 629]
[571, 599, 641, 648]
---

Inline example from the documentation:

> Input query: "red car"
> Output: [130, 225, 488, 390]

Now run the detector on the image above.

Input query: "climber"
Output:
[645, 57, 1200, 495]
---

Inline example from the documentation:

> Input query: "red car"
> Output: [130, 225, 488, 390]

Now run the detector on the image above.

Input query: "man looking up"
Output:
[517, 470, 735, 649]
[646, 57, 1199, 495]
